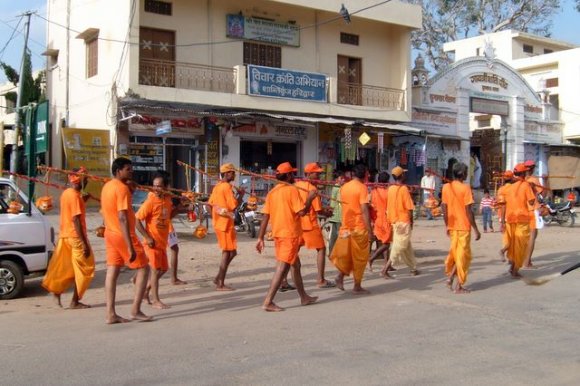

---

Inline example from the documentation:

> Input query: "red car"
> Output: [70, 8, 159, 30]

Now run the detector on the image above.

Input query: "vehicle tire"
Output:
[320, 220, 332, 252]
[247, 220, 257, 238]
[569, 213, 576, 227]
[559, 212, 572, 227]
[0, 260, 24, 300]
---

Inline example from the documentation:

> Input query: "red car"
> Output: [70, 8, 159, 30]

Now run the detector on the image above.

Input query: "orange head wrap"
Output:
[69, 167, 87, 185]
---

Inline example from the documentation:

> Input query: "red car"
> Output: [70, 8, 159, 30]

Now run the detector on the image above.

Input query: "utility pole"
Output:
[9, 11, 32, 181]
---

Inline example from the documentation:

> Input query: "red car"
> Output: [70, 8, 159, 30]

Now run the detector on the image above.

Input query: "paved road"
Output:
[1, 215, 579, 385]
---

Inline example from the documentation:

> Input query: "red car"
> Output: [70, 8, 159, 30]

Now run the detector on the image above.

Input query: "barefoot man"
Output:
[523, 160, 543, 268]
[502, 163, 536, 278]
[208, 163, 239, 291]
[385, 166, 419, 276]
[330, 164, 372, 294]
[42, 167, 95, 309]
[135, 171, 174, 309]
[295, 162, 335, 288]
[497, 170, 514, 261]
[256, 162, 318, 312]
[102, 157, 152, 324]
[368, 171, 392, 275]
[441, 162, 481, 293]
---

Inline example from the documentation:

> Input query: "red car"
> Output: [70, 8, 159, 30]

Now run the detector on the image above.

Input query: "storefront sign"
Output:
[130, 115, 204, 136]
[248, 65, 327, 102]
[358, 132, 371, 146]
[24, 101, 49, 155]
[469, 72, 508, 91]
[411, 109, 458, 138]
[524, 104, 543, 120]
[470, 97, 509, 116]
[128, 144, 163, 172]
[226, 14, 300, 47]
[524, 121, 561, 144]
[429, 94, 456, 104]
[232, 123, 308, 140]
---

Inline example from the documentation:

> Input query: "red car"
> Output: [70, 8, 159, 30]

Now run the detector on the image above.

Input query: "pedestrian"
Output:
[330, 164, 373, 294]
[497, 170, 514, 261]
[42, 167, 95, 309]
[256, 162, 318, 312]
[101, 157, 152, 324]
[135, 171, 174, 309]
[523, 160, 543, 268]
[479, 188, 495, 232]
[328, 170, 349, 254]
[208, 163, 239, 291]
[385, 166, 419, 276]
[442, 162, 481, 293]
[502, 163, 536, 278]
[368, 171, 392, 275]
[295, 162, 335, 288]
[167, 221, 187, 285]
[421, 169, 436, 220]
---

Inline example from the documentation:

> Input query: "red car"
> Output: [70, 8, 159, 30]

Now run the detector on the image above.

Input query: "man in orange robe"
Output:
[42, 167, 95, 308]
[330, 164, 372, 294]
[135, 171, 174, 309]
[441, 162, 481, 293]
[385, 166, 418, 276]
[497, 170, 514, 261]
[295, 162, 335, 288]
[208, 163, 239, 291]
[523, 160, 543, 268]
[368, 171, 392, 275]
[502, 163, 536, 278]
[256, 162, 318, 312]
[101, 157, 151, 324]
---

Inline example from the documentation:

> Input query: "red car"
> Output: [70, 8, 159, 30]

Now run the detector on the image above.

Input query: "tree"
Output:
[1, 50, 45, 115]
[411, 0, 561, 71]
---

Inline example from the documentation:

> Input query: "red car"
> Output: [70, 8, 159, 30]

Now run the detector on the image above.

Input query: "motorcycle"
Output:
[233, 200, 260, 238]
[540, 200, 576, 227]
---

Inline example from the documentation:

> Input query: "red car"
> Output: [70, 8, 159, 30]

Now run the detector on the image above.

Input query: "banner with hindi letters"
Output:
[247, 65, 327, 102]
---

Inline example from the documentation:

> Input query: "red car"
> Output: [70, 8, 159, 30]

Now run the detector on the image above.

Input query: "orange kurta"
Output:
[101, 179, 148, 269]
[526, 175, 543, 229]
[504, 180, 535, 269]
[135, 192, 173, 270]
[442, 181, 475, 285]
[329, 179, 370, 282]
[370, 187, 391, 244]
[42, 188, 94, 298]
[262, 184, 304, 264]
[208, 181, 238, 251]
[386, 184, 414, 224]
[295, 180, 325, 249]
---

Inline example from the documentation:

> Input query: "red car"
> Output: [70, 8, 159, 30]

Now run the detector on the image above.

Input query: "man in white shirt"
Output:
[421, 169, 436, 220]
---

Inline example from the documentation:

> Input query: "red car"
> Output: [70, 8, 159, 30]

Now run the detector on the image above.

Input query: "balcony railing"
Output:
[139, 59, 235, 93]
[337, 81, 405, 110]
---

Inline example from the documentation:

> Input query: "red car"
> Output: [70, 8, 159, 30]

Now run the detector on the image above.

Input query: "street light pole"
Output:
[502, 119, 508, 171]
[9, 11, 33, 181]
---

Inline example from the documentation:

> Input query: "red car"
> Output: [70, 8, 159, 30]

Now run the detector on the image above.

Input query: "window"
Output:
[0, 183, 29, 214]
[340, 32, 359, 46]
[144, 0, 172, 16]
[476, 47, 480, 56]
[86, 37, 98, 78]
[523, 44, 534, 54]
[544, 48, 553, 54]
[243, 42, 281, 68]
[546, 78, 559, 88]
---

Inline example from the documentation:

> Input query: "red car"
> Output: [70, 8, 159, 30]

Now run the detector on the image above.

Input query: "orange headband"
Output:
[69, 167, 87, 185]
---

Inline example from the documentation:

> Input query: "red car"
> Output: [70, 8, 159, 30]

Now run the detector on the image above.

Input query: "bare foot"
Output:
[523, 264, 537, 269]
[171, 279, 187, 285]
[213, 278, 219, 285]
[381, 271, 393, 279]
[335, 274, 344, 291]
[130, 275, 136, 285]
[216, 285, 235, 291]
[352, 288, 371, 295]
[69, 302, 91, 309]
[301, 295, 318, 306]
[144, 289, 152, 305]
[410, 269, 420, 276]
[151, 301, 171, 309]
[498, 249, 506, 262]
[106, 314, 131, 324]
[454, 287, 471, 294]
[52, 294, 62, 308]
[511, 272, 522, 279]
[131, 311, 153, 322]
[262, 303, 285, 312]
[446, 279, 453, 290]
[368, 260, 374, 272]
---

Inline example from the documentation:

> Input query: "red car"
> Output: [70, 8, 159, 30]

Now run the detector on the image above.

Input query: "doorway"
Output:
[337, 55, 362, 105]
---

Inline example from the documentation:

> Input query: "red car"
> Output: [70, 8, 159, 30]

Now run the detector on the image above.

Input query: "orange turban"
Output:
[69, 167, 87, 185]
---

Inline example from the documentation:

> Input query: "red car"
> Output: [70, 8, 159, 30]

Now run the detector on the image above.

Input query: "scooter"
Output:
[541, 200, 576, 227]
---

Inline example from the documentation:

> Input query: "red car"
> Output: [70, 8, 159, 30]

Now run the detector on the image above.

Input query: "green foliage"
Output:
[0, 61, 19, 85]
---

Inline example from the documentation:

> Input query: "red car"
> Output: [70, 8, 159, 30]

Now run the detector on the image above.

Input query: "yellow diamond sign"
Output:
[358, 132, 371, 146]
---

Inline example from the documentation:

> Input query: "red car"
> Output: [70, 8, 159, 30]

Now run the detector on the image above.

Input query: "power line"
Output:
[0, 17, 23, 61]
[35, 1, 393, 48]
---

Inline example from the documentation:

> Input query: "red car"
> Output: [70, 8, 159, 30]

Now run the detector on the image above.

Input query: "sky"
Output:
[0, 0, 579, 84]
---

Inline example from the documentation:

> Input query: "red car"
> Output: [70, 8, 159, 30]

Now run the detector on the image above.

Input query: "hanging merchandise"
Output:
[377, 132, 384, 154]
[344, 127, 352, 149]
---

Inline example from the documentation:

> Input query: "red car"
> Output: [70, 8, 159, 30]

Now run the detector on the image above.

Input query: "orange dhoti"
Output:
[506, 223, 530, 270]
[42, 237, 95, 299]
[445, 230, 472, 285]
[215, 228, 237, 251]
[274, 237, 301, 265]
[329, 228, 369, 283]
[301, 227, 325, 249]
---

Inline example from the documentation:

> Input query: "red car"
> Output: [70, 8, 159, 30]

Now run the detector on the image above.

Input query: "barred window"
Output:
[144, 0, 172, 16]
[86, 37, 98, 78]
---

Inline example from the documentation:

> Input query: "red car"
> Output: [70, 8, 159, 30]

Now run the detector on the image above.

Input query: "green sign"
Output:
[24, 100, 49, 156]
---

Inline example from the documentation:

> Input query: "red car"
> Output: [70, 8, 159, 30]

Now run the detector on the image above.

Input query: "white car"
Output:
[0, 177, 55, 299]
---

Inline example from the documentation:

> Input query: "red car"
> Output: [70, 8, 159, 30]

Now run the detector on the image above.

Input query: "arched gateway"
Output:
[411, 55, 560, 189]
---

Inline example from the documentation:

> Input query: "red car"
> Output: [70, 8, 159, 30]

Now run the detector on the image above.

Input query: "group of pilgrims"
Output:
[40, 156, 543, 321]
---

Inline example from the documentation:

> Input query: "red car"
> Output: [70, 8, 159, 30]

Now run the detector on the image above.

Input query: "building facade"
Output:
[45, 0, 422, 191]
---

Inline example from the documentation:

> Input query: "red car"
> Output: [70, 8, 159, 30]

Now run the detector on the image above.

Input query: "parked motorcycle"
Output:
[541, 201, 576, 227]
[233, 201, 259, 238]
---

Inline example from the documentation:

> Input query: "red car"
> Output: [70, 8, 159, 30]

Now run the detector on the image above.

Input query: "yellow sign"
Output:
[358, 132, 371, 146]
[62, 128, 111, 205]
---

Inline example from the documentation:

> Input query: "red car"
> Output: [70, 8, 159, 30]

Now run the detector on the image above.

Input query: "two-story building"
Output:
[45, 0, 422, 191]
